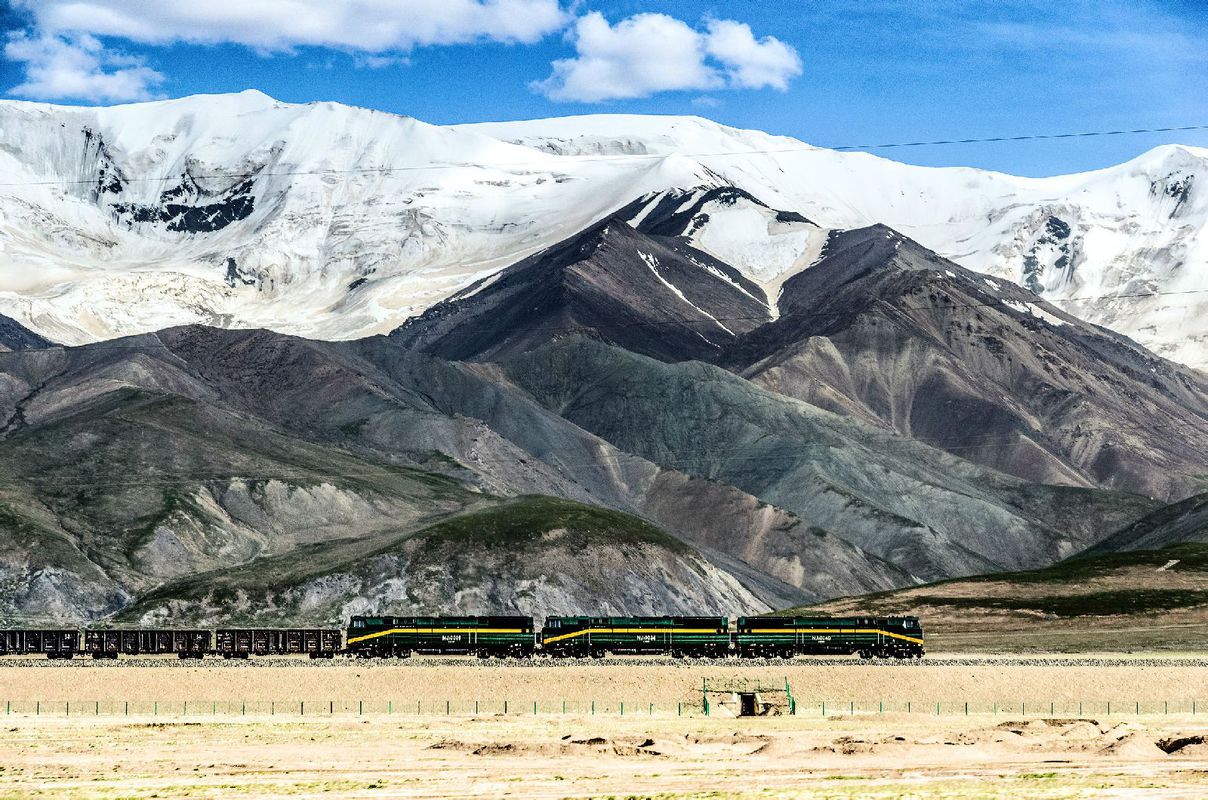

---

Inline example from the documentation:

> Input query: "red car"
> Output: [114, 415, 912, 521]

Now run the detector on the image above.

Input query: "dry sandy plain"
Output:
[1, 657, 1207, 798]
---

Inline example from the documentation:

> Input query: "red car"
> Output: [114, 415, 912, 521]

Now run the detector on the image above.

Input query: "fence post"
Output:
[562, 700, 566, 715]
[821, 701, 825, 716]
[936, 703, 939, 716]
[125, 701, 128, 716]
[677, 702, 681, 717]
[649, 703, 653, 716]
[964, 702, 968, 716]
[1136, 702, 1139, 715]
[66, 701, 69, 717]
[35, 701, 39, 716]
[620, 702, 624, 716]
[850, 701, 854, 715]
[504, 700, 508, 715]
[475, 700, 479, 715]
[154, 702, 157, 716]
[358, 700, 363, 716]
[271, 702, 274, 716]
[533, 701, 537, 716]
[591, 700, 595, 716]
[241, 701, 245, 716]
[95, 701, 98, 716]
[300, 701, 304, 716]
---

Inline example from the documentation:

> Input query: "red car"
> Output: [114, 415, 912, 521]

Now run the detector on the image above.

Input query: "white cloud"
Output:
[534, 13, 719, 102]
[704, 19, 802, 91]
[4, 33, 164, 102]
[534, 12, 801, 102]
[3, 2, 801, 105]
[13, 0, 570, 52]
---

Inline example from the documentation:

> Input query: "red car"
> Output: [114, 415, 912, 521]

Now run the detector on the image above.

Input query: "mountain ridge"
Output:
[1, 92, 1206, 369]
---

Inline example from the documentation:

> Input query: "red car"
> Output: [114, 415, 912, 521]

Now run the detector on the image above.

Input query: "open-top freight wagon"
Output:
[0, 629, 79, 659]
[215, 628, 340, 659]
[736, 616, 924, 659]
[84, 629, 210, 659]
[345, 616, 534, 658]
[540, 616, 730, 658]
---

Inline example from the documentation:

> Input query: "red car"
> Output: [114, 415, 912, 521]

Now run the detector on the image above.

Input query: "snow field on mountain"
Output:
[0, 93, 1204, 367]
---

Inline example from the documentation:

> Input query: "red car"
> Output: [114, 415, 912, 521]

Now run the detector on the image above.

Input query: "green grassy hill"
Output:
[786, 544, 1208, 653]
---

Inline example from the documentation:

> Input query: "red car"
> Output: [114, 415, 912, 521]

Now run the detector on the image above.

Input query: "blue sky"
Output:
[1, 0, 1205, 176]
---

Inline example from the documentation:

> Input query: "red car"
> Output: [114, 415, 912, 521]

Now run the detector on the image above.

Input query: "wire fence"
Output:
[3, 698, 1205, 718]
[1, 699, 706, 718]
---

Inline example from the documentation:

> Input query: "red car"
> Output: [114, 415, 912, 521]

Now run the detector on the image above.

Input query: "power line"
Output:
[0, 122, 1205, 188]
[830, 124, 1208, 151]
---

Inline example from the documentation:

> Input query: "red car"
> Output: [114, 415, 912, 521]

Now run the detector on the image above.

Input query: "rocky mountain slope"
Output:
[397, 212, 1208, 501]
[391, 218, 771, 362]
[719, 225, 1208, 500]
[0, 314, 52, 351]
[118, 496, 767, 625]
[0, 322, 1162, 624]
[0, 324, 907, 623]
[1, 93, 1206, 370]
[501, 336, 1156, 581]
[1084, 492, 1208, 554]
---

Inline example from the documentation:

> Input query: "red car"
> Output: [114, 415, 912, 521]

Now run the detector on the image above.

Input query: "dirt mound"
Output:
[428, 739, 534, 756]
[1099, 732, 1167, 759]
[1158, 735, 1208, 755]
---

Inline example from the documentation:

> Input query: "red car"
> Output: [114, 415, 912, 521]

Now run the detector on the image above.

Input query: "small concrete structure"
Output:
[702, 678, 795, 716]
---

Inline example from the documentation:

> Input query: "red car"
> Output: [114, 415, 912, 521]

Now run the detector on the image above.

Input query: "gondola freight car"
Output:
[345, 616, 534, 658]
[0, 629, 80, 659]
[83, 629, 211, 659]
[541, 616, 730, 658]
[736, 616, 924, 659]
[215, 628, 341, 658]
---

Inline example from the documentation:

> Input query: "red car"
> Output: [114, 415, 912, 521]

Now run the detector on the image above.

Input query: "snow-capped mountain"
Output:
[0, 92, 1205, 369]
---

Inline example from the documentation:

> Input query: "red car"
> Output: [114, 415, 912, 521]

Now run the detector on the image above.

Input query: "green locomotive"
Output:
[541, 616, 729, 658]
[345, 615, 534, 658]
[736, 616, 924, 659]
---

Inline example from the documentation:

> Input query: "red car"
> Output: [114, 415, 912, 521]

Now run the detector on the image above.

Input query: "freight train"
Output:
[0, 615, 924, 660]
